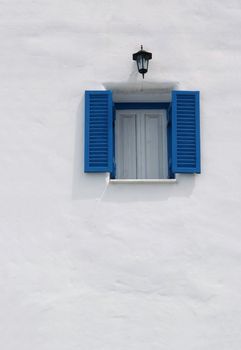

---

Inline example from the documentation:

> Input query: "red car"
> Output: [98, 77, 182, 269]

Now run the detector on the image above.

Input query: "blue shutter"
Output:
[167, 105, 175, 179]
[84, 90, 113, 173]
[172, 91, 201, 174]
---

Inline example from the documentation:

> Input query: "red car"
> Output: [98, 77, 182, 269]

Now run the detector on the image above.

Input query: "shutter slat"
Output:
[172, 91, 201, 174]
[84, 91, 113, 172]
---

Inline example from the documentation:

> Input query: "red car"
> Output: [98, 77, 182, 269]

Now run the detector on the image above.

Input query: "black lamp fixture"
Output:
[133, 45, 152, 79]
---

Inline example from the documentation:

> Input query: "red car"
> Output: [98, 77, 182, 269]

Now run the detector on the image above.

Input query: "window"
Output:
[115, 108, 168, 179]
[84, 90, 201, 180]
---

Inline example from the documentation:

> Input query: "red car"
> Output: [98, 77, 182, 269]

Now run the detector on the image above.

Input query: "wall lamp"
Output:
[132, 45, 152, 78]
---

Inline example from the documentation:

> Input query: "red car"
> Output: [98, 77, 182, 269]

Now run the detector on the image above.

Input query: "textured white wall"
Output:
[1, 0, 241, 349]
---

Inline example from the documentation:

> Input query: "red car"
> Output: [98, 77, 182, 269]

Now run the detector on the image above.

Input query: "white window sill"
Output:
[109, 178, 177, 184]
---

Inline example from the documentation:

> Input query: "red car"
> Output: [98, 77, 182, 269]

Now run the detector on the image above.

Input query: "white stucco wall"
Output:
[1, 1, 241, 349]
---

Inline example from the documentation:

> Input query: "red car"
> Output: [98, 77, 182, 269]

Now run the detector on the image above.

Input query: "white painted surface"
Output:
[104, 82, 178, 102]
[116, 110, 168, 179]
[109, 179, 177, 184]
[116, 111, 137, 179]
[1, 1, 241, 350]
[143, 110, 168, 179]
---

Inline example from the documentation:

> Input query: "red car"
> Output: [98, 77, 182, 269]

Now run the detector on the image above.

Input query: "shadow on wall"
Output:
[72, 96, 196, 202]
[127, 61, 139, 82]
[102, 175, 196, 202]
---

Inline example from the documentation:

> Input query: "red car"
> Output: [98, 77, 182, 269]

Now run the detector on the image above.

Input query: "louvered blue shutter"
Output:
[84, 90, 113, 173]
[171, 91, 201, 174]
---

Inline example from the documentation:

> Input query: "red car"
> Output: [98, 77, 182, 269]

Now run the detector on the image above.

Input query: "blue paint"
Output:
[167, 105, 175, 179]
[84, 90, 113, 173]
[110, 103, 116, 179]
[171, 90, 201, 174]
[84, 92, 201, 176]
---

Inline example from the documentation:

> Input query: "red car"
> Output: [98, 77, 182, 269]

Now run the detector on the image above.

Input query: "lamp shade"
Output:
[133, 45, 152, 78]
